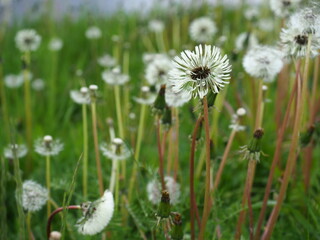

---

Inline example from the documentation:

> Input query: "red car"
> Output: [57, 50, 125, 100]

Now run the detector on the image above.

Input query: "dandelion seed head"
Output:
[100, 138, 131, 161]
[32, 78, 45, 91]
[148, 20, 165, 33]
[4, 74, 24, 88]
[169, 44, 231, 99]
[235, 32, 259, 52]
[4, 144, 28, 159]
[165, 84, 191, 107]
[244, 7, 259, 20]
[133, 86, 157, 105]
[147, 176, 181, 205]
[85, 26, 102, 39]
[145, 56, 172, 86]
[48, 38, 63, 51]
[288, 6, 320, 34]
[70, 87, 90, 105]
[97, 54, 116, 68]
[143, 53, 169, 65]
[242, 45, 284, 82]
[76, 190, 114, 235]
[270, 0, 301, 18]
[102, 67, 130, 86]
[35, 136, 63, 156]
[189, 17, 217, 43]
[21, 180, 48, 212]
[15, 29, 41, 52]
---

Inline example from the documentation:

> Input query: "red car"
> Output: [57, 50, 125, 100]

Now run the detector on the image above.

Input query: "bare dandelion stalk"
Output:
[254, 72, 298, 240]
[198, 96, 212, 240]
[46, 154, 51, 217]
[90, 85, 104, 196]
[190, 116, 203, 240]
[114, 85, 125, 139]
[23, 51, 33, 172]
[173, 108, 180, 180]
[26, 211, 32, 240]
[157, 117, 166, 190]
[82, 102, 88, 199]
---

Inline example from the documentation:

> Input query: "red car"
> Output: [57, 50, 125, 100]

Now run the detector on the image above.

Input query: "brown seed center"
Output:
[191, 66, 211, 80]
[294, 35, 308, 45]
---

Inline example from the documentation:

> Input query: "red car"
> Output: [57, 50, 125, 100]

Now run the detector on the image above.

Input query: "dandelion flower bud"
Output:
[169, 44, 231, 99]
[189, 17, 217, 43]
[4, 144, 28, 159]
[15, 29, 41, 52]
[243, 45, 284, 82]
[156, 190, 171, 219]
[240, 129, 264, 161]
[170, 212, 183, 240]
[21, 180, 48, 212]
[76, 190, 114, 235]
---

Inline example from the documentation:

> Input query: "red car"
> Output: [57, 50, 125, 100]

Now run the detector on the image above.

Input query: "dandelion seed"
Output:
[21, 180, 48, 212]
[235, 32, 258, 52]
[145, 56, 172, 86]
[48, 38, 63, 51]
[133, 86, 157, 105]
[85, 26, 102, 39]
[242, 45, 284, 82]
[97, 54, 116, 68]
[34, 135, 64, 157]
[169, 44, 231, 99]
[102, 67, 130, 86]
[70, 87, 90, 104]
[76, 190, 114, 235]
[32, 78, 45, 91]
[147, 176, 180, 205]
[148, 20, 165, 33]
[4, 144, 28, 159]
[189, 17, 217, 43]
[100, 138, 131, 161]
[15, 29, 41, 52]
[4, 74, 24, 88]
[270, 0, 301, 18]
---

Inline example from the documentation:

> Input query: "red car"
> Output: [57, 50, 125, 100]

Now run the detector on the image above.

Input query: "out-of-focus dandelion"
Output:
[100, 138, 131, 161]
[270, 0, 301, 18]
[244, 7, 259, 21]
[165, 84, 191, 107]
[189, 17, 217, 43]
[169, 44, 231, 99]
[15, 29, 41, 52]
[133, 86, 157, 105]
[49, 231, 62, 240]
[34, 135, 64, 157]
[48, 38, 63, 51]
[70, 87, 90, 105]
[102, 67, 130, 86]
[148, 19, 165, 33]
[147, 176, 181, 205]
[145, 56, 172, 86]
[235, 32, 258, 52]
[229, 108, 247, 132]
[4, 74, 24, 88]
[243, 45, 284, 82]
[21, 180, 48, 212]
[240, 128, 264, 162]
[4, 144, 28, 159]
[97, 54, 116, 68]
[31, 78, 45, 91]
[76, 190, 114, 235]
[85, 26, 102, 39]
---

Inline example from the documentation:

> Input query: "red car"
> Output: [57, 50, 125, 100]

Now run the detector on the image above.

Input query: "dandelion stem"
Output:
[190, 115, 203, 240]
[254, 73, 298, 240]
[23, 51, 33, 173]
[91, 101, 104, 196]
[198, 96, 212, 240]
[114, 85, 125, 139]
[173, 108, 180, 180]
[26, 211, 32, 240]
[261, 60, 303, 240]
[0, 61, 10, 142]
[82, 103, 88, 199]
[157, 117, 166, 190]
[46, 205, 81, 239]
[46, 155, 51, 218]
[128, 103, 146, 200]
[115, 160, 120, 210]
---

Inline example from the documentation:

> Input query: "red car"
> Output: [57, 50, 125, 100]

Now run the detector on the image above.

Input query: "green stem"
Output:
[46, 155, 51, 217]
[26, 211, 32, 240]
[198, 96, 212, 240]
[114, 85, 124, 139]
[115, 160, 120, 210]
[49, 52, 57, 126]
[128, 103, 146, 200]
[91, 101, 104, 196]
[82, 103, 88, 199]
[0, 61, 10, 142]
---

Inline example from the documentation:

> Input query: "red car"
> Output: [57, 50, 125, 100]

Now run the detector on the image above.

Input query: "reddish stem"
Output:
[46, 205, 81, 239]
[156, 117, 166, 190]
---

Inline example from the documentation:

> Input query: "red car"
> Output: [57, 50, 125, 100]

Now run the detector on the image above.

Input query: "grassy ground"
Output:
[1, 1, 320, 239]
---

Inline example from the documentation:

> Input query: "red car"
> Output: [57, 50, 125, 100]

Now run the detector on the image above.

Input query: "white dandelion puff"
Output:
[97, 54, 116, 68]
[15, 29, 41, 52]
[133, 86, 157, 105]
[145, 56, 172, 86]
[48, 37, 63, 51]
[165, 84, 191, 107]
[148, 20, 165, 33]
[270, 0, 302, 18]
[32, 78, 45, 91]
[85, 26, 102, 39]
[169, 44, 232, 99]
[142, 53, 169, 65]
[189, 17, 217, 43]
[288, 6, 320, 34]
[4, 74, 24, 88]
[21, 180, 48, 212]
[34, 135, 64, 156]
[147, 176, 181, 205]
[100, 138, 131, 161]
[102, 67, 130, 86]
[229, 108, 247, 132]
[4, 144, 28, 159]
[244, 7, 260, 20]
[49, 231, 62, 240]
[242, 45, 284, 82]
[70, 87, 90, 104]
[76, 190, 114, 235]
[235, 32, 259, 52]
